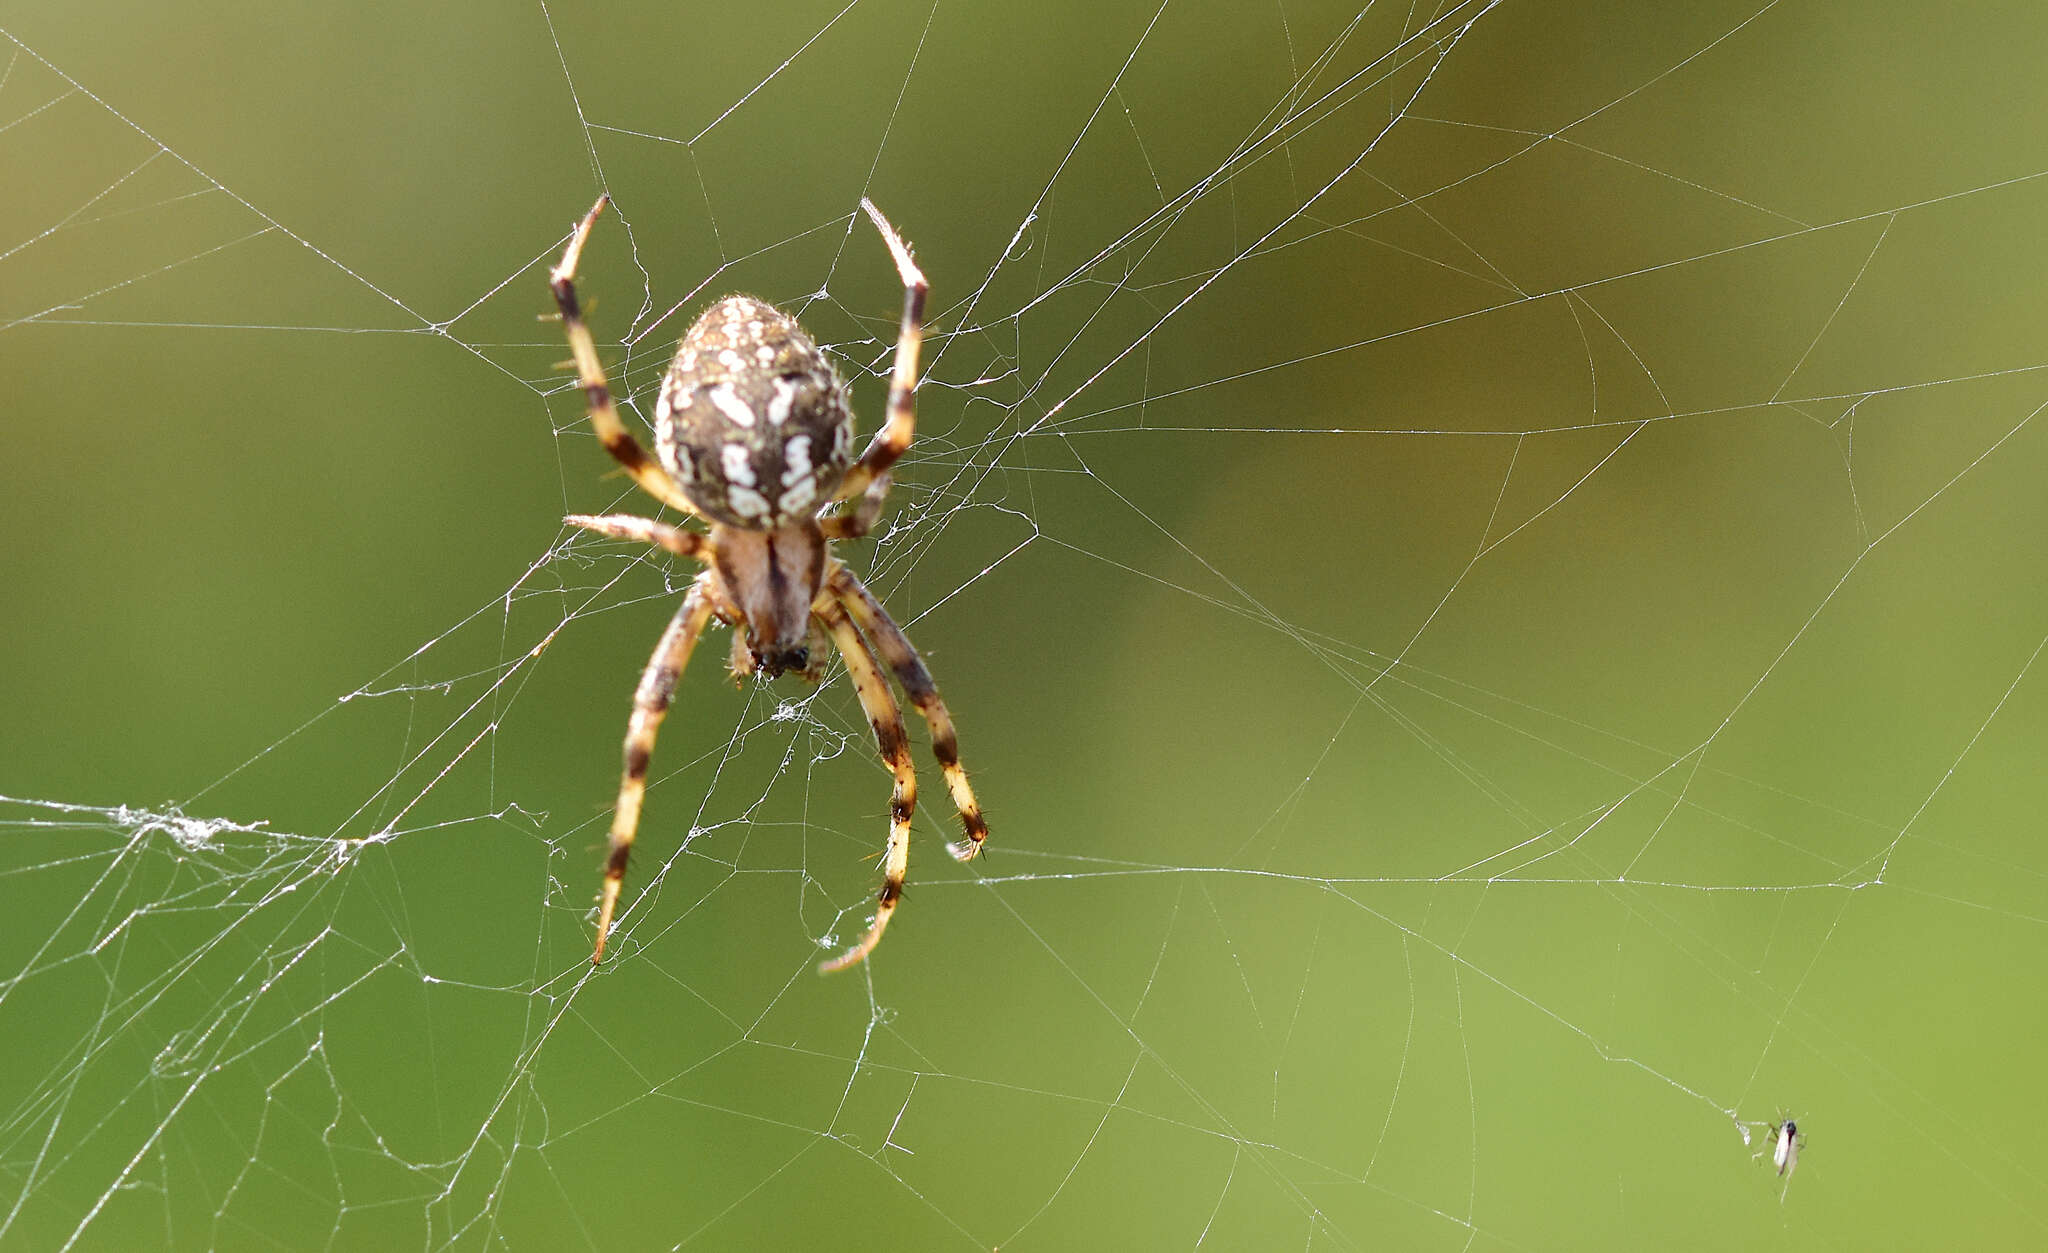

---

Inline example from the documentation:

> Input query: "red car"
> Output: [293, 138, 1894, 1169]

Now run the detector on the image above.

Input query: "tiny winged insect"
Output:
[1773, 1118, 1803, 1178]
[547, 194, 989, 972]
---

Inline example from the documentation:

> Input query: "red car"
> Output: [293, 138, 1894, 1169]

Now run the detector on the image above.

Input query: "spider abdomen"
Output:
[654, 295, 854, 529]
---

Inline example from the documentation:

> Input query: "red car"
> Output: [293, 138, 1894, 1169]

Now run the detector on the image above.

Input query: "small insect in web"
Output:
[1772, 1117, 1804, 1179]
[547, 194, 989, 972]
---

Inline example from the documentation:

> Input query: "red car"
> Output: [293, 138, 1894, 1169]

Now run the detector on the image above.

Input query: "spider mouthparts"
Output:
[754, 645, 809, 679]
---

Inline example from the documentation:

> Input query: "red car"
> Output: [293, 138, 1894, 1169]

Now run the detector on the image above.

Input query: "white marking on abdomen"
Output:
[782, 434, 813, 485]
[727, 485, 771, 519]
[721, 442, 757, 487]
[765, 377, 797, 426]
[709, 382, 756, 427]
[778, 480, 817, 514]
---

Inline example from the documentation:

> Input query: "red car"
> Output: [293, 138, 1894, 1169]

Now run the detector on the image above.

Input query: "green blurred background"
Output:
[4, 0, 2048, 1247]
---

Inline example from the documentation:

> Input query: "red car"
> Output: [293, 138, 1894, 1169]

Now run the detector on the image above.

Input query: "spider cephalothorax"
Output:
[548, 195, 989, 973]
[709, 520, 828, 678]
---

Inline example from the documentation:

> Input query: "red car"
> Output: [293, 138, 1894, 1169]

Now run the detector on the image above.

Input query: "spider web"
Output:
[4, 0, 2048, 1247]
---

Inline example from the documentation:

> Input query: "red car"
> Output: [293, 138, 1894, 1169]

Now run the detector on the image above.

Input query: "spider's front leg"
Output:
[550, 195, 702, 520]
[833, 200, 926, 507]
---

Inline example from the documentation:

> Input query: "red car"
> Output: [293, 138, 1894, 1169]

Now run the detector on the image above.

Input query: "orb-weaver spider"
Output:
[549, 195, 987, 973]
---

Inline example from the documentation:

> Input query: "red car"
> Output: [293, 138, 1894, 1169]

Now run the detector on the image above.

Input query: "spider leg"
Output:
[593, 581, 717, 963]
[819, 473, 892, 541]
[833, 200, 926, 506]
[565, 513, 707, 561]
[549, 195, 702, 519]
[828, 563, 989, 862]
[815, 598, 916, 973]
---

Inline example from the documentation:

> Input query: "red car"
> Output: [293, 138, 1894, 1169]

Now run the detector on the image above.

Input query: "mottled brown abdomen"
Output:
[653, 296, 855, 529]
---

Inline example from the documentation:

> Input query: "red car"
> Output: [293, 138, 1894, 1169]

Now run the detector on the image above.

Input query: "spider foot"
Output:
[818, 910, 894, 975]
[592, 875, 624, 965]
[818, 878, 905, 974]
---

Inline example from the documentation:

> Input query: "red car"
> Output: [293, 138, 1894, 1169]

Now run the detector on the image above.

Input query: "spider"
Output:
[548, 194, 988, 973]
